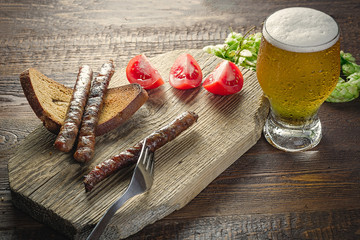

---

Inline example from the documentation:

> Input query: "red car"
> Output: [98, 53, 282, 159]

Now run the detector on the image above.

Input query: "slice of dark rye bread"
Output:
[20, 68, 148, 136]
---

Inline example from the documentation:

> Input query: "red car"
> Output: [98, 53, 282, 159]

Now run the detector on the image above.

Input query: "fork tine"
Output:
[139, 140, 148, 165]
[139, 143, 154, 173]
[149, 152, 154, 174]
[145, 150, 152, 170]
[145, 148, 151, 168]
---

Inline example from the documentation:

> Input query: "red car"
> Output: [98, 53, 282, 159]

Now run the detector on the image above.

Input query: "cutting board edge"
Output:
[10, 189, 78, 239]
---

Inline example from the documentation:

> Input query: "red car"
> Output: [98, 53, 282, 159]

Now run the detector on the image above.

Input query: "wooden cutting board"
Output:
[8, 49, 269, 239]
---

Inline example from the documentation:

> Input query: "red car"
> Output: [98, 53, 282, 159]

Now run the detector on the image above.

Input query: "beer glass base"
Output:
[263, 114, 322, 152]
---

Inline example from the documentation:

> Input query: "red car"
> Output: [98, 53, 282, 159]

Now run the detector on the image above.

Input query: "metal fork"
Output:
[87, 139, 155, 240]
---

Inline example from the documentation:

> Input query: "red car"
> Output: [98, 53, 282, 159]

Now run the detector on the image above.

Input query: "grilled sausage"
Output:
[54, 65, 93, 152]
[74, 60, 115, 162]
[84, 111, 199, 192]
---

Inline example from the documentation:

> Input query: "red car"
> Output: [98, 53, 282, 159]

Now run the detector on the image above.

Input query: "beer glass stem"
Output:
[263, 109, 322, 152]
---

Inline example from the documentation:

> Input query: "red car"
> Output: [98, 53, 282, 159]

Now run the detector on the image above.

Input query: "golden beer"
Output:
[257, 38, 340, 124]
[257, 7, 340, 151]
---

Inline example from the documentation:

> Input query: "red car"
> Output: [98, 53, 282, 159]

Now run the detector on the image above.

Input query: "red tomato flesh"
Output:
[203, 60, 244, 95]
[169, 54, 203, 90]
[126, 54, 164, 90]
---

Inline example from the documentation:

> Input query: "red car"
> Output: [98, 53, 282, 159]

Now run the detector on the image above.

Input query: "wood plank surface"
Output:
[8, 49, 269, 239]
[1, 0, 360, 239]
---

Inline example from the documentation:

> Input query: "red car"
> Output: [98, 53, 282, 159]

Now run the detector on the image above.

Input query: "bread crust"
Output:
[20, 68, 148, 136]
[95, 84, 148, 136]
[20, 68, 69, 134]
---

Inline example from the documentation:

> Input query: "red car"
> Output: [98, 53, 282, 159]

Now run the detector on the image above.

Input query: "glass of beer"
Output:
[256, 7, 340, 152]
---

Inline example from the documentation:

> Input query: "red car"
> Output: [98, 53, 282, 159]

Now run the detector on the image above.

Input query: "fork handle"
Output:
[86, 189, 136, 240]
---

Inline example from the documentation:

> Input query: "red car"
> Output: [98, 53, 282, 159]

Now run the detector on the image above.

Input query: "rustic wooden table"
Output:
[1, 0, 360, 239]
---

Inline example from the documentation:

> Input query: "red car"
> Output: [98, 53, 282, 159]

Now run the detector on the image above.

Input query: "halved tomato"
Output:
[126, 54, 164, 90]
[169, 54, 203, 90]
[203, 60, 244, 95]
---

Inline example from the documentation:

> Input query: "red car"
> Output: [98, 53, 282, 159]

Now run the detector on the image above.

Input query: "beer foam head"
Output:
[263, 7, 339, 52]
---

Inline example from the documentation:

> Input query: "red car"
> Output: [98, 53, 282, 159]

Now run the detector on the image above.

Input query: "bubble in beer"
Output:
[263, 7, 339, 52]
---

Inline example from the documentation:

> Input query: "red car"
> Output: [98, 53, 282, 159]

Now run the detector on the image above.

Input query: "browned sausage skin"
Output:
[74, 60, 115, 162]
[54, 65, 93, 152]
[84, 111, 199, 192]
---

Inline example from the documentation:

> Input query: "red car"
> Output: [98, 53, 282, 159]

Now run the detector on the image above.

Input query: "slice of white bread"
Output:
[20, 68, 148, 136]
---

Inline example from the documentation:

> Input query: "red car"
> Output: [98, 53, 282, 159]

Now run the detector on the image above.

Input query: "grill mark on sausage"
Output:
[83, 111, 199, 192]
[54, 65, 93, 152]
[74, 60, 115, 163]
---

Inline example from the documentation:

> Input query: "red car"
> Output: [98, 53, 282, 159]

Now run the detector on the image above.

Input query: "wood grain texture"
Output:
[1, 0, 360, 239]
[128, 209, 360, 240]
[8, 49, 269, 239]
